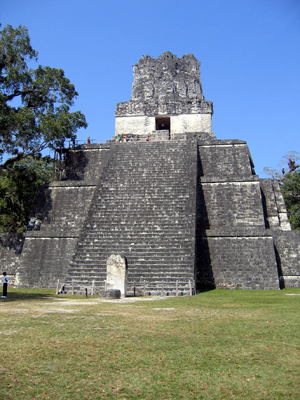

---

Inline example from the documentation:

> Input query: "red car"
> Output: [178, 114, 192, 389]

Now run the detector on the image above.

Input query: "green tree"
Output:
[0, 24, 87, 232]
[281, 163, 300, 231]
[0, 24, 87, 170]
[0, 156, 54, 232]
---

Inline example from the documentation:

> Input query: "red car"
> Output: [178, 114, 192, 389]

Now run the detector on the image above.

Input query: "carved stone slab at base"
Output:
[106, 254, 127, 296]
[98, 289, 121, 299]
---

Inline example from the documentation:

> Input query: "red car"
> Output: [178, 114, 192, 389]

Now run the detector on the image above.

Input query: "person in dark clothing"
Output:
[1, 272, 8, 298]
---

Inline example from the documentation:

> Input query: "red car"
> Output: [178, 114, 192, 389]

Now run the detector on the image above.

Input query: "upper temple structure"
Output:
[2, 52, 300, 295]
[115, 52, 213, 139]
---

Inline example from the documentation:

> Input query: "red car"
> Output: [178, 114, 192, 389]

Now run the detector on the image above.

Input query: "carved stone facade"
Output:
[115, 52, 213, 139]
[11, 52, 300, 293]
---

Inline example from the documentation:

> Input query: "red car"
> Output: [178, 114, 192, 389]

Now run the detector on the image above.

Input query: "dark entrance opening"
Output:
[156, 117, 170, 132]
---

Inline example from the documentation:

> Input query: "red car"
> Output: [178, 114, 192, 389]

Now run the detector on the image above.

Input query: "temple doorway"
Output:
[156, 117, 170, 132]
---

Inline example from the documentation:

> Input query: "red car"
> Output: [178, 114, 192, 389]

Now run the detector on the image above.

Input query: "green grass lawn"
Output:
[0, 288, 299, 399]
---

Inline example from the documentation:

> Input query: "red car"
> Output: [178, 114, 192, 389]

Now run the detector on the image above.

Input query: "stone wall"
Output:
[0, 233, 24, 285]
[115, 114, 213, 137]
[171, 114, 212, 135]
[199, 181, 265, 229]
[196, 140, 280, 290]
[273, 230, 300, 288]
[63, 143, 111, 181]
[198, 141, 254, 179]
[115, 116, 155, 137]
[197, 235, 279, 290]
[16, 236, 78, 287]
[16, 144, 114, 288]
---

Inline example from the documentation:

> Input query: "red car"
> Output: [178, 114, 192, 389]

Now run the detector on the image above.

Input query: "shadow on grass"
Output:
[197, 288, 216, 294]
[0, 288, 100, 303]
[0, 289, 56, 303]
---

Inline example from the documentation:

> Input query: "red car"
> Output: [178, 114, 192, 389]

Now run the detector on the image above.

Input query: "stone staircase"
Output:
[66, 140, 197, 295]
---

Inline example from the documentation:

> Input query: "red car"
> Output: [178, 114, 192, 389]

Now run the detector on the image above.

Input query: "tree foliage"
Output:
[0, 157, 54, 232]
[281, 162, 300, 231]
[0, 24, 87, 170]
[0, 24, 88, 232]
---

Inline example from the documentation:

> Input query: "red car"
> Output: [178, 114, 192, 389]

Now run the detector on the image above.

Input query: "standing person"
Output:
[1, 272, 8, 298]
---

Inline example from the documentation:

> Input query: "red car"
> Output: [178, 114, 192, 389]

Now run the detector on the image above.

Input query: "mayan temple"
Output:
[13, 52, 300, 294]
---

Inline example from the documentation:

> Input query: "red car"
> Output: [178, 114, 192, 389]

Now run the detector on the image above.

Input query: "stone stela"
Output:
[106, 254, 127, 297]
[7, 51, 300, 295]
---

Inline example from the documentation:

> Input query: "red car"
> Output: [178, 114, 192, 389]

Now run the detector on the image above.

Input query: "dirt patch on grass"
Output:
[37, 307, 80, 313]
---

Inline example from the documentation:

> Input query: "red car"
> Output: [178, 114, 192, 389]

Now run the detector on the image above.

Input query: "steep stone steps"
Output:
[65, 141, 197, 294]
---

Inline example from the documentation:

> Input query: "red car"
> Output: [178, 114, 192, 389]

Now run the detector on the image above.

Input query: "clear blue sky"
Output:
[1, 0, 300, 175]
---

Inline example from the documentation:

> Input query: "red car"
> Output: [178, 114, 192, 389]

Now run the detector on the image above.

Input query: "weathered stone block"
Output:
[98, 289, 121, 299]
